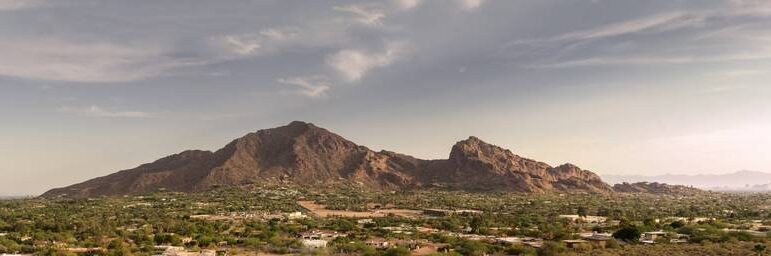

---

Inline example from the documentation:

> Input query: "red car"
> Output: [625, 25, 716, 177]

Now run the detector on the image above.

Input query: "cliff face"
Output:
[42, 121, 613, 197]
[422, 137, 611, 192]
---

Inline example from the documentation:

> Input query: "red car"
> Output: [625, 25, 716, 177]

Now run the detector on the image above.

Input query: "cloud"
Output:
[513, 12, 705, 46]
[214, 27, 305, 58]
[511, 4, 771, 69]
[0, 0, 45, 11]
[0, 39, 206, 83]
[458, 0, 484, 10]
[333, 4, 386, 26]
[58, 105, 154, 118]
[259, 27, 301, 41]
[326, 41, 409, 81]
[221, 35, 261, 56]
[277, 76, 331, 98]
[393, 0, 421, 10]
[535, 50, 771, 68]
[560, 13, 704, 41]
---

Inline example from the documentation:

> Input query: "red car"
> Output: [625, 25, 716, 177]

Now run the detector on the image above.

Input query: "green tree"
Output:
[577, 206, 588, 218]
[753, 243, 766, 256]
[612, 226, 641, 243]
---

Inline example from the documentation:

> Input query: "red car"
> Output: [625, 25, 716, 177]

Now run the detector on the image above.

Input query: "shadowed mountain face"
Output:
[43, 121, 612, 197]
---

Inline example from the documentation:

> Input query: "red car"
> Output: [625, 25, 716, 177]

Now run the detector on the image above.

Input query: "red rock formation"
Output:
[42, 121, 613, 197]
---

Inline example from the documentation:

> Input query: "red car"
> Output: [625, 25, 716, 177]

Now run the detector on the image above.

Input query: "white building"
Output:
[558, 215, 607, 223]
[302, 239, 328, 248]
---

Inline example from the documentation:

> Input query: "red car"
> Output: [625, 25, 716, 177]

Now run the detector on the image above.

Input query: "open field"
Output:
[297, 200, 422, 218]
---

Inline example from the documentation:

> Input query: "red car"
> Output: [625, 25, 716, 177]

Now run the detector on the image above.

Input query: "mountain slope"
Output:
[42, 121, 612, 197]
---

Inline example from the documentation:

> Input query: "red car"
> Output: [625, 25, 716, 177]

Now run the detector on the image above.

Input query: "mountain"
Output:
[612, 182, 704, 195]
[602, 170, 771, 191]
[42, 121, 612, 198]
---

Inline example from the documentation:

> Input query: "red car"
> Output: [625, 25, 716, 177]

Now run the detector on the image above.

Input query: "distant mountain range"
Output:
[603, 170, 771, 191]
[612, 182, 704, 195]
[43, 121, 614, 198]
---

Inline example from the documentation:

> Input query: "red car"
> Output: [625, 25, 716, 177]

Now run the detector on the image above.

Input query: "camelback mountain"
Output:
[42, 121, 612, 197]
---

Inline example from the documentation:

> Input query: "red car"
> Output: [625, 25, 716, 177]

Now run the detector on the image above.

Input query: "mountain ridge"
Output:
[602, 170, 771, 191]
[43, 121, 613, 198]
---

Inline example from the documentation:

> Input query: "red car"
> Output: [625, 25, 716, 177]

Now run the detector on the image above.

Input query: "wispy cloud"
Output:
[0, 0, 45, 11]
[510, 12, 705, 48]
[277, 76, 331, 98]
[0, 39, 207, 83]
[333, 4, 386, 26]
[393, 0, 421, 10]
[458, 0, 484, 10]
[534, 44, 771, 68]
[259, 27, 301, 41]
[214, 26, 307, 58]
[512, 3, 771, 69]
[58, 105, 154, 118]
[220, 35, 261, 56]
[326, 41, 409, 82]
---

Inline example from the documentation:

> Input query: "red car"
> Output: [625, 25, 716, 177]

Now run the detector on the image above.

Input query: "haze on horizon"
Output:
[1, 0, 770, 196]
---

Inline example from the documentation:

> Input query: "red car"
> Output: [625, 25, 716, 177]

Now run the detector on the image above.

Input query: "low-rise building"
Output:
[365, 238, 391, 249]
[640, 231, 667, 244]
[494, 237, 524, 245]
[581, 233, 612, 248]
[301, 239, 328, 248]
[423, 209, 483, 217]
[287, 211, 307, 220]
[559, 215, 607, 224]
[562, 239, 588, 249]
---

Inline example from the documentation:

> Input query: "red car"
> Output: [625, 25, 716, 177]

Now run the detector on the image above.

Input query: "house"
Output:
[670, 234, 689, 244]
[299, 230, 345, 240]
[423, 209, 454, 217]
[423, 209, 483, 217]
[286, 211, 307, 220]
[522, 238, 544, 248]
[454, 209, 484, 215]
[494, 237, 524, 245]
[640, 231, 668, 244]
[301, 239, 328, 248]
[559, 215, 607, 224]
[365, 238, 391, 249]
[458, 234, 494, 241]
[581, 233, 612, 248]
[562, 240, 589, 249]
[357, 218, 374, 225]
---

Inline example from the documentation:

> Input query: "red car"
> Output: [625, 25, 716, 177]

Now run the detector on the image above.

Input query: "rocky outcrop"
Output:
[42, 121, 613, 197]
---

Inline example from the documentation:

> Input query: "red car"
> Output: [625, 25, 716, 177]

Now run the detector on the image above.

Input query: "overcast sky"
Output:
[2, 0, 771, 195]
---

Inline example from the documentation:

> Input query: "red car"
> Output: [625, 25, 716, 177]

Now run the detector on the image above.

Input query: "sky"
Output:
[1, 0, 771, 196]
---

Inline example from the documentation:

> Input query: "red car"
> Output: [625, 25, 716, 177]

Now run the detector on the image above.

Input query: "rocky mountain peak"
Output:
[449, 136, 514, 161]
[42, 121, 615, 197]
